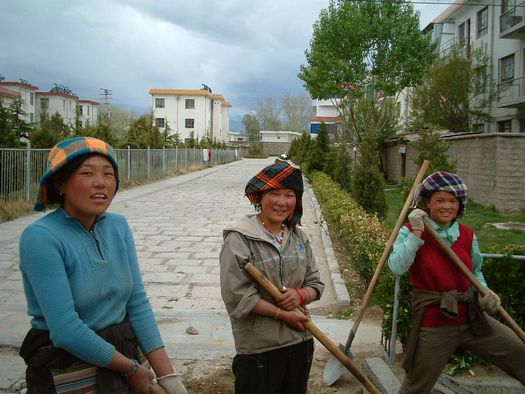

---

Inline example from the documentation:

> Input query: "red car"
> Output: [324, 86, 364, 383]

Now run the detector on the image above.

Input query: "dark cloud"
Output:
[0, 0, 446, 129]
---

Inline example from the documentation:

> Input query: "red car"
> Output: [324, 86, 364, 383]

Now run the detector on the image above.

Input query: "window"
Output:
[155, 98, 165, 108]
[499, 54, 515, 84]
[497, 120, 512, 132]
[78, 106, 83, 115]
[40, 98, 49, 111]
[477, 7, 488, 38]
[502, 0, 517, 15]
[87, 106, 90, 116]
[30, 113, 34, 123]
[474, 66, 487, 90]
[520, 119, 525, 132]
[185, 99, 195, 109]
[30, 92, 34, 105]
[155, 118, 165, 127]
[185, 118, 194, 128]
[458, 22, 466, 45]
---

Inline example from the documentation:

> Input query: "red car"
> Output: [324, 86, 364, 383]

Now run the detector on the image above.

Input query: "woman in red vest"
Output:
[388, 171, 525, 393]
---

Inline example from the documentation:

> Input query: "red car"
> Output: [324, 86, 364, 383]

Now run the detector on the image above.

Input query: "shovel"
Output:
[243, 261, 381, 394]
[423, 219, 525, 344]
[323, 160, 430, 385]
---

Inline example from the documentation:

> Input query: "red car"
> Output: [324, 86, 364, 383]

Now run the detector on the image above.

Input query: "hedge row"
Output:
[311, 171, 388, 285]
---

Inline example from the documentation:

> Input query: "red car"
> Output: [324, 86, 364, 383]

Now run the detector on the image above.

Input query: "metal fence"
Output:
[0, 147, 239, 203]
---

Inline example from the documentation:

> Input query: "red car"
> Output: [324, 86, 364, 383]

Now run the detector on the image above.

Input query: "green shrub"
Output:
[311, 171, 388, 285]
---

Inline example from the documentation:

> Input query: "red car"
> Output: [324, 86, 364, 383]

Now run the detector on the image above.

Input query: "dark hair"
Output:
[47, 153, 115, 207]
[420, 189, 465, 218]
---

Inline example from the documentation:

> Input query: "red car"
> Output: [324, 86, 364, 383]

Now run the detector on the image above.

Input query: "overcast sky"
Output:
[0, 0, 449, 131]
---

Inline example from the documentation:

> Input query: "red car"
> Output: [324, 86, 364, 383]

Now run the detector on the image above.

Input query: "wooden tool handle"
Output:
[243, 262, 380, 394]
[149, 382, 169, 394]
[423, 220, 525, 344]
[345, 159, 430, 349]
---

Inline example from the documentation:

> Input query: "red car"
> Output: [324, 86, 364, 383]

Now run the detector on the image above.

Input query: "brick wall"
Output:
[382, 133, 525, 212]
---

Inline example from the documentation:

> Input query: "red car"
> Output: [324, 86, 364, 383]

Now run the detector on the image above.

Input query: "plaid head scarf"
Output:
[34, 137, 119, 211]
[245, 163, 304, 226]
[414, 171, 468, 216]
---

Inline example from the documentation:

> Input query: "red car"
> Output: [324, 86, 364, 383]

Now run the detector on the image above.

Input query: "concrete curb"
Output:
[305, 179, 351, 306]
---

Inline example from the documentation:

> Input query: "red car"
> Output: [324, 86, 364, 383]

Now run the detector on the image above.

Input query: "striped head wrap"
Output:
[414, 171, 468, 216]
[245, 163, 303, 226]
[34, 137, 119, 211]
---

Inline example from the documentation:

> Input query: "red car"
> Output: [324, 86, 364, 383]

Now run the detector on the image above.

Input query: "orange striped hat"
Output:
[34, 137, 119, 211]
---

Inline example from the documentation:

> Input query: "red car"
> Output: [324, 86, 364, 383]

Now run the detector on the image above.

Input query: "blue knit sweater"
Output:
[19, 208, 163, 367]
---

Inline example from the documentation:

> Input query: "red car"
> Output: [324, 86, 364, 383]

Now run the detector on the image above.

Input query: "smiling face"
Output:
[60, 155, 117, 229]
[424, 190, 460, 226]
[258, 189, 297, 232]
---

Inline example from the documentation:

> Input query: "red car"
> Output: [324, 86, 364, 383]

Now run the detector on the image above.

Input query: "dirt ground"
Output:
[171, 334, 514, 394]
[171, 317, 388, 394]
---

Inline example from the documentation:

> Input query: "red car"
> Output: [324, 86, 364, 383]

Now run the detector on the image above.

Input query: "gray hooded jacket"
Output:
[219, 214, 324, 354]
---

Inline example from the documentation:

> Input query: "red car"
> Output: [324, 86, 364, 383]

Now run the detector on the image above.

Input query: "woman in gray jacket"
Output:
[220, 162, 324, 394]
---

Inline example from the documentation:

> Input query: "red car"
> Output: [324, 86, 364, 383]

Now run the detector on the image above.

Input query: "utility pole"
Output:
[99, 88, 113, 104]
[99, 88, 113, 120]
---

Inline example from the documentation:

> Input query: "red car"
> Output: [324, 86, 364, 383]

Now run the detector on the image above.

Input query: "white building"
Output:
[0, 81, 38, 123]
[259, 130, 302, 142]
[77, 100, 100, 127]
[149, 87, 231, 143]
[0, 86, 20, 107]
[419, 0, 525, 133]
[36, 90, 79, 127]
[310, 99, 343, 137]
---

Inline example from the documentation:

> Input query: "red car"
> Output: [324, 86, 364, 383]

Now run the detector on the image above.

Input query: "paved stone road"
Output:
[1, 158, 382, 392]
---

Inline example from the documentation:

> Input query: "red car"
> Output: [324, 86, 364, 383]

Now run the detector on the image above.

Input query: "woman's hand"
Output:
[276, 288, 302, 310]
[128, 364, 154, 394]
[278, 309, 309, 331]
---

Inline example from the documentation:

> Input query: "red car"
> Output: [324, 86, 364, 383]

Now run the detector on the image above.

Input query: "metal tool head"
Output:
[322, 343, 354, 385]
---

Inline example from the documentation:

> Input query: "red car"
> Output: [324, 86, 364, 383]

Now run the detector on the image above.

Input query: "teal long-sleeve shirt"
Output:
[19, 208, 163, 367]
[387, 218, 488, 288]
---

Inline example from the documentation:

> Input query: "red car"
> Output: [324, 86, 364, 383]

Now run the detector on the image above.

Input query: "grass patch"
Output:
[384, 186, 525, 252]
[0, 200, 34, 223]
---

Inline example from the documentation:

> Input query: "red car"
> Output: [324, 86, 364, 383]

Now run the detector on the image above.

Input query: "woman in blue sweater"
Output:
[19, 137, 186, 394]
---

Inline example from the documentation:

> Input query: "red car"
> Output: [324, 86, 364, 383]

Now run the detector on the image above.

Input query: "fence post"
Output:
[147, 146, 151, 180]
[25, 142, 31, 201]
[127, 146, 131, 182]
[175, 146, 178, 173]
[163, 146, 167, 176]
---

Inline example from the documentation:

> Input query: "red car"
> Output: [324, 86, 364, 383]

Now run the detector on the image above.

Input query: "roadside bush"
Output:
[482, 245, 525, 328]
[311, 171, 388, 285]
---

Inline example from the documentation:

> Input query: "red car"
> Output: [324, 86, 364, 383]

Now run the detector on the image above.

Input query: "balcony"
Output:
[500, 3, 525, 39]
[497, 76, 525, 108]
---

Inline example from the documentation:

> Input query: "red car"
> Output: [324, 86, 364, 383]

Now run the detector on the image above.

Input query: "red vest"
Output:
[407, 223, 474, 327]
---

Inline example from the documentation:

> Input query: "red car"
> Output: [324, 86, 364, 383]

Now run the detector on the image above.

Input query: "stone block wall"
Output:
[382, 133, 525, 212]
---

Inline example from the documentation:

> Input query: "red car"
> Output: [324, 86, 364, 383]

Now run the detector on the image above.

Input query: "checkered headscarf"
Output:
[245, 163, 303, 226]
[414, 171, 468, 216]
[34, 137, 119, 211]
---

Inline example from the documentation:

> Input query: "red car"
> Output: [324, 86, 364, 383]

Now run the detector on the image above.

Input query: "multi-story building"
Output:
[0, 80, 38, 123]
[310, 99, 343, 137]
[149, 86, 231, 143]
[416, 0, 525, 133]
[77, 100, 100, 127]
[36, 89, 79, 126]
